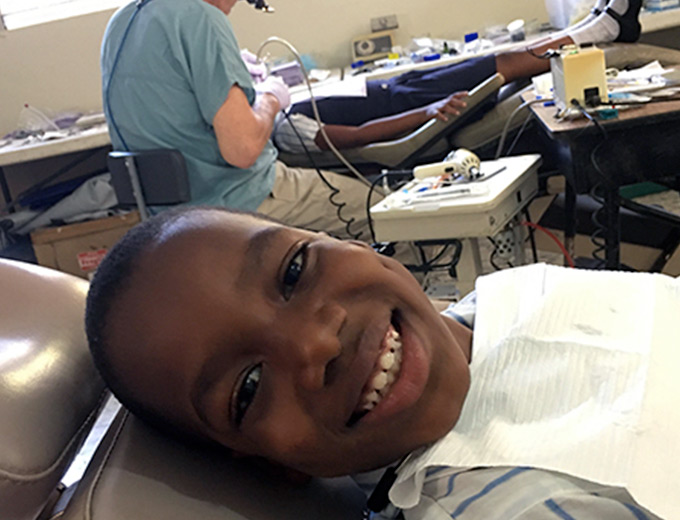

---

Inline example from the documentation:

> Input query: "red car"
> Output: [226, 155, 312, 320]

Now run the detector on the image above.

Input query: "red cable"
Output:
[521, 221, 575, 268]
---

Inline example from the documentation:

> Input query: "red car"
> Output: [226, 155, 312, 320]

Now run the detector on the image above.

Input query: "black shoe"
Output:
[604, 0, 642, 43]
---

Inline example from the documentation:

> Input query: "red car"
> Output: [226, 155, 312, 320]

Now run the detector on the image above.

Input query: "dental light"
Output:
[246, 0, 275, 13]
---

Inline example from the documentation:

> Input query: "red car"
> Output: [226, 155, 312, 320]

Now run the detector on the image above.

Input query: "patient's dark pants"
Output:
[288, 55, 497, 126]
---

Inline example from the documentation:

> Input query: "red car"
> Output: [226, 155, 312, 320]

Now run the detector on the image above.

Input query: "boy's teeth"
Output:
[356, 326, 403, 413]
[365, 391, 380, 405]
[379, 351, 395, 370]
[372, 372, 388, 390]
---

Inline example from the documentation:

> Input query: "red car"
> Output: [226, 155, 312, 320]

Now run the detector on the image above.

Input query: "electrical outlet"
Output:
[370, 14, 398, 33]
[493, 229, 516, 261]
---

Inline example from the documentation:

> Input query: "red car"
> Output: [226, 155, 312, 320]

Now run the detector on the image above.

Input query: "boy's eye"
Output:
[281, 243, 307, 300]
[232, 364, 262, 428]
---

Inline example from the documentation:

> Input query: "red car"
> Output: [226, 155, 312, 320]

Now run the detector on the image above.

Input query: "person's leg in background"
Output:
[286, 80, 394, 126]
[256, 161, 378, 241]
[390, 0, 643, 103]
[545, 0, 643, 43]
[290, 0, 643, 123]
[496, 0, 643, 83]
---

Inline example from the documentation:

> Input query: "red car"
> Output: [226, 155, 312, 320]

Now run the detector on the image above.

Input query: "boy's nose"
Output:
[287, 304, 345, 392]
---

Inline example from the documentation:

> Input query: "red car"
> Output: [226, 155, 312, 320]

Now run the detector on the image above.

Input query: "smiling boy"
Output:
[87, 206, 471, 477]
[86, 206, 665, 519]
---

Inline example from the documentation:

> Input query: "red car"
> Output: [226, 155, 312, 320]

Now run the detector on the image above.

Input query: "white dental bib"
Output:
[390, 264, 679, 519]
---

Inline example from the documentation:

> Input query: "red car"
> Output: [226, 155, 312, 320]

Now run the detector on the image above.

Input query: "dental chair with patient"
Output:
[84, 205, 678, 520]
[270, 0, 645, 154]
[103, 0, 645, 243]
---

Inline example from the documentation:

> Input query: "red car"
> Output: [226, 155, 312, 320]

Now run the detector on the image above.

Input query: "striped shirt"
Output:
[351, 293, 661, 520]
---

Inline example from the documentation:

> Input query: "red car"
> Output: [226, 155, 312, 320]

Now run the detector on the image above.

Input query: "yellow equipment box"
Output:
[551, 45, 607, 111]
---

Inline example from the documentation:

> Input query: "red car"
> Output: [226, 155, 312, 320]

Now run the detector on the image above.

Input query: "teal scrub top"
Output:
[101, 0, 276, 211]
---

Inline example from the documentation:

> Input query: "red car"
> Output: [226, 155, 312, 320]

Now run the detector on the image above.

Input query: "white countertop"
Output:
[641, 6, 680, 33]
[0, 124, 111, 168]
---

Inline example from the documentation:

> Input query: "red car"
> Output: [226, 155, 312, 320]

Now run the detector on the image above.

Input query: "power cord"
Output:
[521, 220, 575, 268]
[525, 47, 559, 60]
[571, 99, 680, 270]
[280, 111, 363, 239]
[363, 169, 413, 230]
[411, 239, 463, 278]
[504, 112, 534, 156]
[523, 206, 539, 264]
[366, 173, 383, 244]
[104, 0, 153, 152]
[495, 97, 551, 160]
[256, 37, 377, 190]
[571, 99, 610, 267]
[486, 236, 504, 270]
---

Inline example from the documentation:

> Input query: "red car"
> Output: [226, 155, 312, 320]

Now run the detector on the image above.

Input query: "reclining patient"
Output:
[271, 0, 644, 153]
[86, 206, 668, 519]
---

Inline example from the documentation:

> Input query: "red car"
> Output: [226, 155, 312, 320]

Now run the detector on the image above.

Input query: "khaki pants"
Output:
[256, 161, 379, 241]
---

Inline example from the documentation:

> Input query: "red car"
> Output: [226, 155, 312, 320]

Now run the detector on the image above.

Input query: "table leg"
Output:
[455, 238, 483, 297]
[564, 183, 576, 267]
[603, 186, 621, 269]
[0, 166, 12, 212]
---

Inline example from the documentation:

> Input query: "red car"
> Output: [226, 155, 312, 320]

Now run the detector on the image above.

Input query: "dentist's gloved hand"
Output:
[240, 48, 268, 83]
[255, 76, 291, 111]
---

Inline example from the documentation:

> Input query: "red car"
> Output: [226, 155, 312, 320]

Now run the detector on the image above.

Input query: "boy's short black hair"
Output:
[85, 205, 262, 441]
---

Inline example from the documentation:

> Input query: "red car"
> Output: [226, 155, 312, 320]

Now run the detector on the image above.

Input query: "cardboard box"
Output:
[31, 211, 141, 279]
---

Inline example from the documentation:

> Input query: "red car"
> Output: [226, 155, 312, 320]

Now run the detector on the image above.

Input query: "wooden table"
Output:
[525, 91, 680, 269]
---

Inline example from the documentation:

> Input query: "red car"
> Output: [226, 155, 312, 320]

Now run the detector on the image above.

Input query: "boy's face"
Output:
[108, 211, 471, 477]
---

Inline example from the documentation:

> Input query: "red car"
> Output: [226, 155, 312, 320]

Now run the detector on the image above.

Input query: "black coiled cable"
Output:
[571, 100, 610, 267]
[281, 111, 363, 239]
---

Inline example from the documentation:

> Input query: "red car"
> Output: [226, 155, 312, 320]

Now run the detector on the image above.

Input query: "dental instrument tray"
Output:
[370, 154, 541, 241]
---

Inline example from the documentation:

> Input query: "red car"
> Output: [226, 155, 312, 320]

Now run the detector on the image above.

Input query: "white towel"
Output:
[390, 264, 679, 520]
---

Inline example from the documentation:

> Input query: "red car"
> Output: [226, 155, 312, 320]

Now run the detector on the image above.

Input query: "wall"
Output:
[229, 0, 550, 67]
[0, 0, 549, 136]
[0, 10, 113, 136]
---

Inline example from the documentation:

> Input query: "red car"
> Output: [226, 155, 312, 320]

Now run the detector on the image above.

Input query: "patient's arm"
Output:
[313, 92, 468, 151]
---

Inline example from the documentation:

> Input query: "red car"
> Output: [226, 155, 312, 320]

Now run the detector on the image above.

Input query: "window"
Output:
[0, 0, 127, 31]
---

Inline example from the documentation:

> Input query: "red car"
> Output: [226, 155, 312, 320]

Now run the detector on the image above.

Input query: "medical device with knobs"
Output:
[413, 148, 482, 180]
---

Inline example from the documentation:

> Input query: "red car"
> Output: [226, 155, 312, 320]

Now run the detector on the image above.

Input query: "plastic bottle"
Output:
[463, 33, 481, 54]
[17, 104, 59, 132]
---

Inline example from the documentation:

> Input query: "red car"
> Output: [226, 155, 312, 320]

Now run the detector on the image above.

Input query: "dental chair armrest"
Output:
[348, 72, 506, 169]
[278, 73, 505, 170]
[62, 410, 367, 520]
[0, 259, 107, 520]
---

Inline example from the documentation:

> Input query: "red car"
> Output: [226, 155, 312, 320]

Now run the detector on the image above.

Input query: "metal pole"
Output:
[124, 156, 149, 221]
